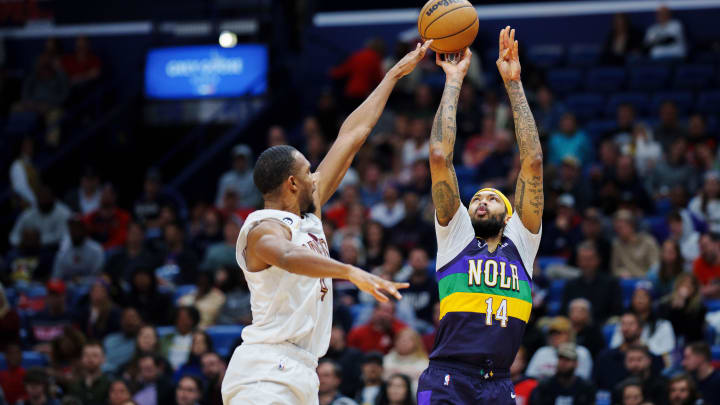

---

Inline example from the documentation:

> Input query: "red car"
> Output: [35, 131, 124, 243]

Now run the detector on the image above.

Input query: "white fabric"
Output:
[434, 204, 542, 277]
[236, 209, 333, 359]
[52, 237, 105, 282]
[167, 333, 193, 370]
[401, 140, 429, 167]
[688, 196, 720, 233]
[79, 190, 101, 214]
[609, 318, 676, 356]
[645, 20, 686, 59]
[9, 202, 72, 247]
[9, 159, 36, 207]
[369, 202, 405, 228]
[222, 343, 319, 405]
[525, 344, 594, 380]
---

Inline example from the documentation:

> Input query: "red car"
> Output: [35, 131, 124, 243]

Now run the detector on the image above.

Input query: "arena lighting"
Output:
[218, 30, 238, 48]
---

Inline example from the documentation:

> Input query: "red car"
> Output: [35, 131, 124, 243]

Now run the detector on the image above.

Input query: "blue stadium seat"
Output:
[673, 64, 715, 90]
[603, 323, 616, 348]
[585, 119, 617, 142]
[0, 352, 49, 371]
[538, 256, 567, 270]
[460, 183, 481, 204]
[206, 325, 244, 357]
[651, 91, 694, 115]
[644, 216, 669, 242]
[174, 284, 197, 303]
[627, 65, 670, 91]
[566, 44, 601, 67]
[605, 93, 650, 117]
[527, 44, 564, 68]
[454, 166, 476, 186]
[156, 326, 175, 337]
[696, 90, 720, 115]
[547, 279, 566, 316]
[546, 68, 583, 94]
[705, 300, 720, 313]
[712, 345, 720, 361]
[564, 93, 605, 120]
[586, 67, 626, 92]
[4, 287, 17, 307]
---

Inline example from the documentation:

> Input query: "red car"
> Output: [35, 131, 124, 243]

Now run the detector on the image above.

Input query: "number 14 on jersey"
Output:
[485, 297, 508, 327]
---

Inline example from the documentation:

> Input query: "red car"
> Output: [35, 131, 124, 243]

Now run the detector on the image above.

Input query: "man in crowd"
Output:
[201, 352, 226, 405]
[616, 344, 667, 405]
[17, 368, 59, 405]
[529, 343, 596, 405]
[133, 354, 175, 405]
[324, 325, 364, 398]
[102, 307, 143, 373]
[347, 301, 406, 354]
[682, 341, 720, 404]
[356, 352, 384, 405]
[668, 374, 701, 405]
[66, 341, 112, 405]
[318, 359, 358, 405]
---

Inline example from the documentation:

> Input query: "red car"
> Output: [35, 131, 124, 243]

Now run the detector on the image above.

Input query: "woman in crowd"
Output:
[76, 278, 121, 340]
[658, 273, 707, 345]
[649, 239, 685, 297]
[173, 331, 214, 382]
[107, 379, 133, 405]
[382, 328, 429, 394]
[374, 374, 415, 405]
[688, 171, 720, 233]
[121, 325, 171, 383]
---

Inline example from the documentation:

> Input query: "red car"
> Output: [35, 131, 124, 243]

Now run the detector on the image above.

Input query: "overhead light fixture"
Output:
[219, 30, 238, 48]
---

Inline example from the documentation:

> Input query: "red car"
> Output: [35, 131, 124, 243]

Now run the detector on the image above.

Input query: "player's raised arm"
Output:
[430, 49, 472, 226]
[313, 41, 432, 209]
[497, 26, 544, 233]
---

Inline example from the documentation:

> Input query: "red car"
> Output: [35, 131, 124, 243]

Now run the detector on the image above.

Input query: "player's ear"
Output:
[288, 175, 298, 191]
[504, 214, 512, 225]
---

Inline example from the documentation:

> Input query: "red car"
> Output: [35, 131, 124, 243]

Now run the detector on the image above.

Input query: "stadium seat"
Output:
[0, 352, 49, 371]
[527, 44, 564, 68]
[174, 284, 197, 303]
[712, 345, 720, 361]
[586, 67, 626, 92]
[627, 65, 670, 91]
[605, 92, 650, 117]
[566, 44, 601, 67]
[156, 326, 175, 337]
[705, 300, 720, 313]
[547, 279, 566, 316]
[454, 166, 476, 186]
[651, 91, 694, 115]
[696, 90, 720, 115]
[644, 216, 670, 242]
[673, 64, 715, 90]
[546, 68, 583, 94]
[603, 323, 616, 348]
[564, 93, 605, 120]
[206, 325, 244, 357]
[584, 119, 617, 143]
[537, 256, 567, 271]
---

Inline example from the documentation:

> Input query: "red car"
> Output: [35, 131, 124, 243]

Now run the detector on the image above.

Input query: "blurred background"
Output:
[0, 0, 719, 404]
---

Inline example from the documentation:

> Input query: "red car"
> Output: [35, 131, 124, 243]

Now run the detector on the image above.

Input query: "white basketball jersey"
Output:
[235, 209, 333, 359]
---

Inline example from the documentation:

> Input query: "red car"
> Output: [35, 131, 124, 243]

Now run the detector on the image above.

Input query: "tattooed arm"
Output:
[497, 26, 543, 233]
[429, 49, 472, 226]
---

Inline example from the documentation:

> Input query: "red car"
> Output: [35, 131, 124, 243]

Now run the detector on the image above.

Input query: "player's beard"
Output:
[300, 190, 316, 216]
[471, 212, 505, 239]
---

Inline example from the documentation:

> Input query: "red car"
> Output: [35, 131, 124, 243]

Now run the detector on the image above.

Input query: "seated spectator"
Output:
[160, 306, 200, 371]
[177, 271, 225, 329]
[363, 221, 386, 269]
[132, 354, 175, 405]
[318, 359, 358, 405]
[10, 186, 71, 249]
[646, 138, 698, 200]
[627, 123, 662, 177]
[667, 209, 701, 266]
[10, 137, 40, 209]
[382, 328, 428, 393]
[547, 112, 592, 167]
[215, 144, 261, 209]
[175, 375, 202, 405]
[567, 298, 605, 358]
[64, 167, 101, 215]
[475, 130, 518, 191]
[324, 325, 364, 398]
[462, 115, 510, 169]
[611, 209, 660, 278]
[693, 233, 720, 298]
[609, 104, 637, 149]
[400, 248, 438, 327]
[655, 101, 687, 150]
[389, 192, 435, 254]
[214, 265, 252, 326]
[649, 239, 685, 298]
[133, 170, 181, 229]
[104, 223, 160, 284]
[617, 378, 645, 405]
[682, 342, 720, 405]
[330, 38, 384, 107]
[326, 185, 360, 229]
[303, 117, 328, 170]
[371, 245, 408, 283]
[16, 368, 59, 405]
[359, 164, 384, 208]
[539, 194, 582, 257]
[348, 300, 407, 354]
[602, 156, 654, 214]
[613, 345, 667, 405]
[48, 326, 86, 388]
[173, 331, 212, 382]
[4, 227, 54, 285]
[200, 352, 226, 405]
[125, 268, 173, 326]
[601, 13, 643, 65]
[667, 373, 700, 405]
[66, 341, 112, 405]
[511, 346, 538, 405]
[61, 36, 101, 88]
[688, 171, 720, 233]
[189, 208, 224, 258]
[121, 326, 171, 384]
[107, 379, 133, 405]
[529, 343, 596, 405]
[157, 222, 199, 286]
[103, 307, 142, 373]
[76, 279, 121, 340]
[84, 184, 131, 250]
[374, 374, 414, 405]
[644, 6, 686, 60]
[401, 118, 431, 171]
[25, 280, 74, 349]
[355, 352, 384, 405]
[561, 241, 622, 324]
[568, 208, 612, 270]
[532, 85, 565, 137]
[52, 216, 105, 283]
[369, 184, 405, 229]
[201, 219, 241, 272]
[403, 159, 431, 197]
[658, 273, 706, 344]
[0, 343, 27, 405]
[549, 157, 592, 214]
[526, 317, 593, 380]
[687, 114, 716, 152]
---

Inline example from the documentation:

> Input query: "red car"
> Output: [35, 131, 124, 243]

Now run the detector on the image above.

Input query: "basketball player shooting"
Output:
[221, 41, 432, 405]
[416, 26, 543, 404]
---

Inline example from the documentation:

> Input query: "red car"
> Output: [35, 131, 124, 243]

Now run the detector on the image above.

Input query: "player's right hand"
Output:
[435, 48, 471, 79]
[348, 267, 409, 302]
[496, 25, 521, 84]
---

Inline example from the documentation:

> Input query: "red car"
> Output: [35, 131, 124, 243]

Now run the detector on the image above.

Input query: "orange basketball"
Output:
[418, 0, 478, 53]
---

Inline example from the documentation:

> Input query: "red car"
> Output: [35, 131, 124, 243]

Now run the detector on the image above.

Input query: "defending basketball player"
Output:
[221, 41, 433, 405]
[416, 27, 543, 404]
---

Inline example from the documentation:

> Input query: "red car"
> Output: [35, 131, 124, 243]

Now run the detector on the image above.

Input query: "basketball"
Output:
[418, 0, 479, 53]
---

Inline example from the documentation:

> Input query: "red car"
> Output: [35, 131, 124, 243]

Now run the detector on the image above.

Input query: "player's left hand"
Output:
[390, 40, 433, 79]
[496, 25, 521, 84]
[348, 267, 410, 302]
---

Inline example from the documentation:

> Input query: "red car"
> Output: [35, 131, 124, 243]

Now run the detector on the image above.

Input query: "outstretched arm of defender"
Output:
[245, 220, 408, 302]
[430, 49, 472, 226]
[313, 41, 433, 210]
[497, 26, 543, 233]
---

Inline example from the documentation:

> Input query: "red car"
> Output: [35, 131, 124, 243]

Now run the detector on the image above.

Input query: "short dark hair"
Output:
[83, 340, 104, 353]
[253, 145, 299, 195]
[687, 341, 711, 361]
[176, 306, 200, 328]
[177, 375, 202, 391]
[668, 373, 698, 400]
[625, 344, 651, 358]
[318, 358, 342, 379]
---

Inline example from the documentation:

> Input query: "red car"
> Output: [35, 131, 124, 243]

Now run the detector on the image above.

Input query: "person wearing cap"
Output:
[419, 28, 544, 405]
[51, 215, 105, 284]
[16, 367, 60, 405]
[525, 316, 593, 381]
[215, 144, 262, 210]
[529, 343, 596, 405]
[356, 352, 384, 405]
[611, 209, 660, 278]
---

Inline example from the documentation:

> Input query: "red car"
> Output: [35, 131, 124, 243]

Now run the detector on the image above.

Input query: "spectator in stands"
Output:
[539, 193, 582, 257]
[549, 157, 592, 213]
[107, 380, 133, 405]
[667, 374, 700, 405]
[330, 38, 384, 109]
[51, 216, 105, 283]
[200, 352, 225, 405]
[0, 343, 26, 405]
[603, 155, 654, 214]
[547, 112, 592, 168]
[655, 101, 687, 150]
[456, 81, 483, 139]
[0, 284, 18, 351]
[160, 306, 199, 370]
[526, 317, 593, 380]
[318, 359, 358, 405]
[462, 115, 511, 169]
[601, 13, 643, 65]
[371, 245, 409, 284]
[214, 265, 252, 326]
[611, 209, 660, 278]
[594, 312, 644, 391]
[158, 222, 198, 285]
[10, 186, 71, 249]
[126, 267, 173, 325]
[615, 345, 667, 405]
[189, 208, 223, 258]
[348, 301, 407, 354]
[687, 114, 716, 152]
[121, 326, 171, 384]
[689, 171, 720, 233]
[359, 164, 384, 208]
[9, 137, 40, 209]
[5, 227, 54, 284]
[610, 104, 637, 149]
[628, 123, 663, 177]
[529, 343, 596, 405]
[102, 307, 142, 373]
[175, 375, 202, 405]
[201, 219, 240, 272]
[66, 341, 112, 405]
[562, 241, 622, 323]
[666, 211, 701, 268]
[326, 185, 360, 229]
[304, 117, 328, 171]
[324, 325, 364, 398]
[475, 129, 517, 191]
[400, 248, 438, 327]
[173, 331, 212, 382]
[617, 379, 645, 405]
[402, 118, 430, 170]
[104, 223, 159, 284]
[363, 221, 386, 269]
[568, 208, 612, 270]
[369, 184, 405, 228]
[390, 192, 435, 254]
[567, 298, 605, 358]
[84, 184, 131, 250]
[132, 354, 175, 405]
[356, 352, 384, 405]
[133, 170, 178, 229]
[532, 85, 565, 137]
[644, 6, 687, 60]
[650, 239, 686, 296]
[658, 273, 706, 344]
[26, 280, 74, 349]
[62, 36, 101, 88]
[382, 328, 428, 392]
[374, 374, 414, 405]
[693, 233, 720, 298]
[215, 144, 261, 210]
[177, 271, 225, 329]
[48, 326, 86, 388]
[76, 278, 121, 340]
[682, 342, 720, 404]
[646, 138, 698, 200]
[17, 368, 58, 405]
[510, 346, 537, 405]
[64, 167, 101, 214]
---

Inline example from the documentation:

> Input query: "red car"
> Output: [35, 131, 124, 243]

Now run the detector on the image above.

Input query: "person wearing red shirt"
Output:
[694, 233, 720, 298]
[0, 343, 27, 405]
[511, 346, 538, 405]
[84, 184, 131, 250]
[61, 36, 101, 87]
[331, 39, 385, 108]
[347, 300, 406, 354]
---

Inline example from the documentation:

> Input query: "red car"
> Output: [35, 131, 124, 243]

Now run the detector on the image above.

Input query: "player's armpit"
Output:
[244, 219, 293, 272]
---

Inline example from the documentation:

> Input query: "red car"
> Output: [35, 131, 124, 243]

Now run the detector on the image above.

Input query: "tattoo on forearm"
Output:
[516, 177, 526, 218]
[506, 81, 541, 160]
[432, 181, 459, 222]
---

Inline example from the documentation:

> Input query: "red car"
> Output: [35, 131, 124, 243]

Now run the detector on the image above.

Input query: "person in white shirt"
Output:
[526, 316, 593, 380]
[52, 216, 105, 283]
[215, 144, 262, 209]
[10, 186, 71, 248]
[644, 6, 686, 60]
[369, 184, 405, 228]
[9, 137, 40, 208]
